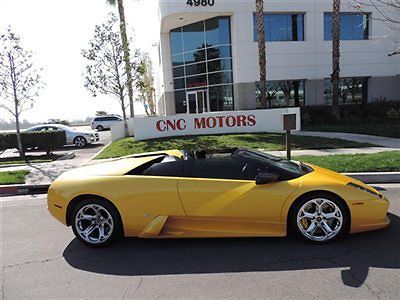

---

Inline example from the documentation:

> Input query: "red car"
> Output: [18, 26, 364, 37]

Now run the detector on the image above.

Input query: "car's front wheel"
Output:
[290, 194, 348, 243]
[73, 136, 87, 148]
[71, 199, 122, 247]
[96, 125, 104, 131]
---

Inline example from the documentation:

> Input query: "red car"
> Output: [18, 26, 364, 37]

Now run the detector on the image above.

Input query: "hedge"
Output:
[301, 100, 400, 126]
[0, 130, 67, 154]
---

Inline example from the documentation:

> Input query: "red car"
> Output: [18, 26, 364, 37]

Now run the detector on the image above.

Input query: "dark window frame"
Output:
[324, 12, 370, 41]
[253, 13, 305, 42]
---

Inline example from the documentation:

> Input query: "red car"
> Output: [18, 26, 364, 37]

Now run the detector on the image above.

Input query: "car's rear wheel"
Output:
[96, 125, 104, 131]
[290, 194, 348, 243]
[73, 136, 87, 148]
[71, 199, 122, 248]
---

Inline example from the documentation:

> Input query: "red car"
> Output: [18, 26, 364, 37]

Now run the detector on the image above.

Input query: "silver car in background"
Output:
[25, 124, 99, 148]
[91, 115, 123, 131]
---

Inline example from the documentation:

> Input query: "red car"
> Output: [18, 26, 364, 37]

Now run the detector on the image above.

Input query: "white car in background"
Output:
[91, 115, 123, 131]
[25, 124, 99, 148]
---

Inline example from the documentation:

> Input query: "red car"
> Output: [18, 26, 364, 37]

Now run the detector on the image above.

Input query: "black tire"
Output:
[96, 125, 104, 131]
[73, 136, 87, 148]
[71, 198, 122, 248]
[289, 193, 349, 244]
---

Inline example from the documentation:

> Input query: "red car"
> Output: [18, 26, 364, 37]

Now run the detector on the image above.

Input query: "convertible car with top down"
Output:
[47, 148, 390, 247]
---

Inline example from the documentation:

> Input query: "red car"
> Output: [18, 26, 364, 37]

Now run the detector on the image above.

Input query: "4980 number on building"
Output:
[187, 0, 215, 7]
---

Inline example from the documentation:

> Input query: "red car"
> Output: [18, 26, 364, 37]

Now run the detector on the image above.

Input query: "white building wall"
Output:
[156, 0, 400, 114]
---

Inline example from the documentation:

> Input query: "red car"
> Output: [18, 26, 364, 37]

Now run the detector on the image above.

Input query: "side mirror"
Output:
[255, 172, 280, 185]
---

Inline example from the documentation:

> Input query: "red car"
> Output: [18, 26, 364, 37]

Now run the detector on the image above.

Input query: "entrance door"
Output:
[186, 90, 208, 114]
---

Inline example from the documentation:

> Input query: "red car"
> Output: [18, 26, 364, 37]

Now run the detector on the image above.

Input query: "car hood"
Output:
[73, 130, 96, 135]
[302, 162, 381, 194]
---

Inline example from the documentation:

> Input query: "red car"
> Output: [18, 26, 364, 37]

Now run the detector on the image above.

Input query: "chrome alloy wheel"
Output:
[74, 136, 87, 148]
[75, 204, 114, 244]
[296, 198, 343, 242]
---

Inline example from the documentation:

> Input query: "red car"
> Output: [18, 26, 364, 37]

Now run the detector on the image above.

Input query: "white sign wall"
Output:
[114, 108, 301, 141]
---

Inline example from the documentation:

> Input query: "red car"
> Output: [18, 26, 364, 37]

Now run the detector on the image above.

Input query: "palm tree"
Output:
[331, 0, 341, 119]
[256, 0, 267, 108]
[106, 0, 135, 118]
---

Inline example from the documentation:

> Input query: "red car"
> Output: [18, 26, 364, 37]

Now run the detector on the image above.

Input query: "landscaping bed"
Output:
[95, 133, 375, 160]
[0, 170, 30, 185]
[295, 151, 400, 173]
[303, 123, 399, 138]
[0, 154, 62, 166]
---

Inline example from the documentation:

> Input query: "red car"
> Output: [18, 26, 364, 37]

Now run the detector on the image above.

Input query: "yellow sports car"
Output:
[47, 148, 390, 247]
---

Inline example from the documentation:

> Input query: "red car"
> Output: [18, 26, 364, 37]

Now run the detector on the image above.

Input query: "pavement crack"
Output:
[121, 278, 143, 300]
[2, 256, 63, 269]
[132, 277, 143, 296]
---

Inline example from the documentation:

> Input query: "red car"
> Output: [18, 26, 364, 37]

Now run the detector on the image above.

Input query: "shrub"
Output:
[301, 100, 400, 125]
[0, 130, 66, 154]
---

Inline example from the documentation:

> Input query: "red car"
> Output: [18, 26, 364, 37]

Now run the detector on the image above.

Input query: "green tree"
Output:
[82, 14, 137, 137]
[96, 110, 108, 116]
[136, 53, 156, 116]
[106, 0, 135, 118]
[0, 27, 44, 160]
[256, 0, 267, 108]
[331, 0, 341, 119]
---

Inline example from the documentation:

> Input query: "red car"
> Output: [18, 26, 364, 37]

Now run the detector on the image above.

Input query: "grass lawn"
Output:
[0, 170, 30, 185]
[0, 154, 62, 166]
[295, 151, 400, 173]
[96, 133, 375, 159]
[303, 123, 399, 138]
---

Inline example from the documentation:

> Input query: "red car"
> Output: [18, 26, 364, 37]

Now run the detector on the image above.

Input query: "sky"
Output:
[0, 0, 159, 123]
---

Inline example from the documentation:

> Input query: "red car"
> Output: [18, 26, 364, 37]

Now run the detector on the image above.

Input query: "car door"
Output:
[104, 117, 113, 129]
[177, 158, 299, 236]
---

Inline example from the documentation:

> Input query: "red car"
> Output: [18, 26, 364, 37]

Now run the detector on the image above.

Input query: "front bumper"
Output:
[349, 195, 390, 234]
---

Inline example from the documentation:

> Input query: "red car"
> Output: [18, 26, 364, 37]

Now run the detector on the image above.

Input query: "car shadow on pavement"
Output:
[63, 213, 400, 288]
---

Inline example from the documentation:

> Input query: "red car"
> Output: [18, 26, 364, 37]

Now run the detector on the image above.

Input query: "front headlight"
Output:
[347, 182, 383, 199]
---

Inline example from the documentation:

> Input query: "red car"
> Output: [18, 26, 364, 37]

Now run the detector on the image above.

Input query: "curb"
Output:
[0, 184, 50, 197]
[1, 172, 399, 197]
[83, 142, 112, 165]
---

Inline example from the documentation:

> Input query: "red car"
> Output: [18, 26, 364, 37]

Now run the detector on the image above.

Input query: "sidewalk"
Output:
[265, 147, 398, 157]
[294, 131, 400, 149]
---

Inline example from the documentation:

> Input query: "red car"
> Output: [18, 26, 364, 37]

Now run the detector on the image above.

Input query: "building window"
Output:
[324, 77, 368, 104]
[324, 13, 370, 40]
[170, 17, 234, 113]
[256, 80, 305, 108]
[253, 13, 305, 42]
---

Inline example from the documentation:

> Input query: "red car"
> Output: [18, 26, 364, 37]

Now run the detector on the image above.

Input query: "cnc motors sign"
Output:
[133, 108, 300, 141]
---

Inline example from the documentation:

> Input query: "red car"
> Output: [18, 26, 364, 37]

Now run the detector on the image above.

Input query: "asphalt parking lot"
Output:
[1, 184, 399, 299]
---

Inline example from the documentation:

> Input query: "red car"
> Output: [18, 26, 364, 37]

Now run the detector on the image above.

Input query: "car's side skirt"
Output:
[137, 216, 286, 238]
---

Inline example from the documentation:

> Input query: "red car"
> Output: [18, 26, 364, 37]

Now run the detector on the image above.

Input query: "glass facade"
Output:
[170, 17, 234, 114]
[324, 77, 368, 104]
[324, 13, 369, 40]
[253, 13, 305, 42]
[256, 80, 306, 108]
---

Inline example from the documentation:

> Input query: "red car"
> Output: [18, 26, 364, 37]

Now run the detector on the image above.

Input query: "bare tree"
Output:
[82, 13, 138, 137]
[106, 0, 135, 118]
[256, 0, 267, 108]
[0, 27, 44, 160]
[353, 0, 400, 56]
[331, 0, 341, 119]
[136, 53, 156, 116]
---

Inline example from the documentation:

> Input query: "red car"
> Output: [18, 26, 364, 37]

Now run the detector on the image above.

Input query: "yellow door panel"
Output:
[178, 177, 299, 225]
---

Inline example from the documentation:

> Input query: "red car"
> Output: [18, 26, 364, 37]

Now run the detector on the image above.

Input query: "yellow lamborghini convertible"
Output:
[47, 148, 390, 247]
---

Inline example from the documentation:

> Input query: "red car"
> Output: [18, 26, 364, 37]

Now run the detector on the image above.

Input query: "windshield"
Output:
[237, 149, 312, 176]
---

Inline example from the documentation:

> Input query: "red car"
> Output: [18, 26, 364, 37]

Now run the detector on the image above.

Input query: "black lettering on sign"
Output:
[187, 0, 215, 7]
